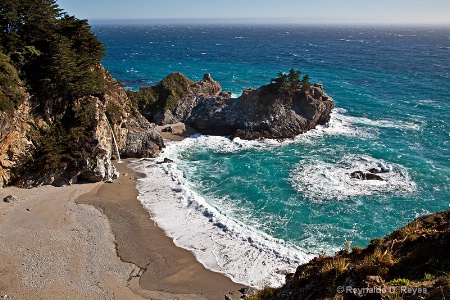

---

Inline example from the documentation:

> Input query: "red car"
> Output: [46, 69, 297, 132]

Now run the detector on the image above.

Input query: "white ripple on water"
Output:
[289, 154, 417, 202]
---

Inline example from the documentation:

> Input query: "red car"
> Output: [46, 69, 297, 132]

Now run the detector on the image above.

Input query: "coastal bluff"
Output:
[129, 72, 334, 140]
[0, 59, 163, 188]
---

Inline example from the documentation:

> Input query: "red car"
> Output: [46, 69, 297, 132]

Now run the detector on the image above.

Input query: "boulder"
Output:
[162, 158, 174, 164]
[3, 195, 18, 203]
[351, 171, 384, 181]
[351, 171, 365, 180]
[365, 173, 384, 181]
[162, 126, 174, 133]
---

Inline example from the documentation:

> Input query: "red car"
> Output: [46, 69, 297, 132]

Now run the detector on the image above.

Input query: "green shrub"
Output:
[370, 238, 383, 247]
[386, 278, 410, 286]
[247, 286, 278, 300]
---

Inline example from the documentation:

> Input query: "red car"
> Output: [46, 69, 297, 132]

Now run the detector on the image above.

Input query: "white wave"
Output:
[161, 134, 276, 155]
[289, 154, 417, 202]
[130, 158, 313, 288]
[345, 115, 421, 131]
[159, 107, 419, 156]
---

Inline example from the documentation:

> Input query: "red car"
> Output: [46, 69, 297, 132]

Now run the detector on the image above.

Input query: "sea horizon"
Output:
[88, 18, 450, 27]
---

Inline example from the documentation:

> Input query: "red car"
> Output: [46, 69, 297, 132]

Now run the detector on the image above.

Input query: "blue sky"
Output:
[57, 0, 450, 25]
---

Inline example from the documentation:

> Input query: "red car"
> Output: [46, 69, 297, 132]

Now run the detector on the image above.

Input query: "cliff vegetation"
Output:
[249, 209, 450, 300]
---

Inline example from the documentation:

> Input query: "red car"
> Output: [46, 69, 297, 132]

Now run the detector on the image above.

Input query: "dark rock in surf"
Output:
[364, 173, 384, 181]
[351, 170, 384, 181]
[351, 171, 366, 180]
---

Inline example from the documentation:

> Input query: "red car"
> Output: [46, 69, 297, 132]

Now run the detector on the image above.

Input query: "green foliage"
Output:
[0, 0, 106, 113]
[246, 287, 279, 300]
[36, 123, 74, 169]
[301, 74, 311, 90]
[370, 238, 384, 247]
[423, 273, 435, 281]
[129, 72, 194, 113]
[269, 68, 309, 94]
[352, 246, 364, 253]
[386, 278, 410, 286]
[0, 50, 25, 111]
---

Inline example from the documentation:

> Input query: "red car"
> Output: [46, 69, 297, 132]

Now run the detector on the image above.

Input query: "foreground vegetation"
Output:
[250, 209, 450, 300]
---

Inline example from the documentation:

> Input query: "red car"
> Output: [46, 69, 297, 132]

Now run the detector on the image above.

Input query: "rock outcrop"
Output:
[130, 72, 230, 125]
[131, 73, 334, 140]
[186, 83, 334, 139]
[0, 61, 164, 188]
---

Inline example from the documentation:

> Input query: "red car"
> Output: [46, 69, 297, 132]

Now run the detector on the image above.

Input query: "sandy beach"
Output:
[0, 154, 246, 299]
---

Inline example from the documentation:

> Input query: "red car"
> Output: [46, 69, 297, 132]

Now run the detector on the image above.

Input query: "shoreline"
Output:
[78, 158, 246, 299]
[0, 156, 246, 299]
[143, 131, 311, 288]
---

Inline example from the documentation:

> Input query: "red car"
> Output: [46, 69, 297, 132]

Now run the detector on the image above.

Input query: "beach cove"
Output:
[0, 151, 246, 299]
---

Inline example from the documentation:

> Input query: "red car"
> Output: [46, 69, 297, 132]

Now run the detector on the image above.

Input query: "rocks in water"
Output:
[368, 168, 381, 174]
[365, 173, 384, 181]
[162, 158, 174, 164]
[350, 171, 365, 180]
[3, 195, 18, 203]
[185, 82, 334, 139]
[351, 168, 386, 181]
[131, 72, 334, 140]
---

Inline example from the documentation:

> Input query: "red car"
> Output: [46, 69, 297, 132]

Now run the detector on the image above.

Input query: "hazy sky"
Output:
[56, 0, 450, 25]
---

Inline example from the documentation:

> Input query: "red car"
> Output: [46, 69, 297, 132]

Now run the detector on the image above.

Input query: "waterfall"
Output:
[104, 113, 122, 163]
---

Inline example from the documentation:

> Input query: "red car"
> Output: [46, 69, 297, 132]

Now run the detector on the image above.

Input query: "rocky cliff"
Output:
[0, 59, 163, 188]
[130, 73, 334, 140]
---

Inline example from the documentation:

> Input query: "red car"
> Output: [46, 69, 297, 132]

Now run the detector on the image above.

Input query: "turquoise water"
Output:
[93, 24, 450, 284]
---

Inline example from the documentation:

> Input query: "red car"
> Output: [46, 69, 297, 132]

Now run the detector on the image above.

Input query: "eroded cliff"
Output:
[0, 59, 163, 188]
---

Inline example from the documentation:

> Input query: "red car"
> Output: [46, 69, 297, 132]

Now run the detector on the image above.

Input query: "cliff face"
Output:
[0, 63, 163, 188]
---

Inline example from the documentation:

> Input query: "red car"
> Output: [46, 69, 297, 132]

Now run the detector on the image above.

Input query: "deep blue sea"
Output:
[93, 24, 450, 287]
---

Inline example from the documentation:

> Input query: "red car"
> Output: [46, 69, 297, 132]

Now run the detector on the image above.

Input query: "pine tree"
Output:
[1, 0, 105, 112]
[288, 68, 301, 90]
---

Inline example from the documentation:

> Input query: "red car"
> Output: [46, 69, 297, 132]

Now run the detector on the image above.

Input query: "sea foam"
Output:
[130, 107, 420, 288]
[289, 154, 417, 202]
[131, 157, 313, 288]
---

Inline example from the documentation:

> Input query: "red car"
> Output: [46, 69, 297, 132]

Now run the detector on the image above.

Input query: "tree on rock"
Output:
[270, 68, 308, 94]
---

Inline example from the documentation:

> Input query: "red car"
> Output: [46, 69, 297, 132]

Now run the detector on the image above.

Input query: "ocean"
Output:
[92, 24, 450, 287]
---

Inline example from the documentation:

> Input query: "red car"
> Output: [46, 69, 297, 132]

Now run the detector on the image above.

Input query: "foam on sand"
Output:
[130, 158, 314, 288]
